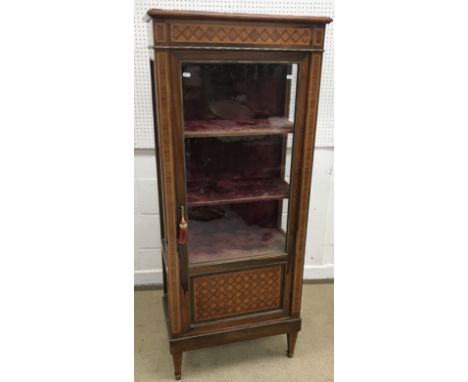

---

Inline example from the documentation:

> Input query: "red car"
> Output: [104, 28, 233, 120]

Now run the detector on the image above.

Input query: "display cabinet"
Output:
[145, 9, 332, 380]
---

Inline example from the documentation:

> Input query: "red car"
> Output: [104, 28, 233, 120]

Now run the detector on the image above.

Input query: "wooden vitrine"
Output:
[145, 9, 332, 380]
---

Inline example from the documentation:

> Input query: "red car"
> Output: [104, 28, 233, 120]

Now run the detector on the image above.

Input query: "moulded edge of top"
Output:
[144, 9, 333, 25]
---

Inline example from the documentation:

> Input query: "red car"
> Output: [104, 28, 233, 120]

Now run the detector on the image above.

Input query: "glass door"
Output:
[180, 61, 298, 265]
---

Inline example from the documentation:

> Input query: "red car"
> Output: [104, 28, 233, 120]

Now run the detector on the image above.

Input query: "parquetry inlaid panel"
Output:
[192, 265, 283, 322]
[170, 23, 312, 46]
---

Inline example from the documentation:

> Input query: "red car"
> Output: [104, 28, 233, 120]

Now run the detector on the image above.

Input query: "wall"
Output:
[134, 148, 334, 285]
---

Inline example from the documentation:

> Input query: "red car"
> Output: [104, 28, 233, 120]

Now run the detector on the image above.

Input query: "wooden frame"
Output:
[146, 9, 332, 380]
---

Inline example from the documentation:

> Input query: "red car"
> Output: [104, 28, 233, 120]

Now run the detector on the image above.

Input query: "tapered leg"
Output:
[287, 332, 298, 358]
[171, 351, 183, 380]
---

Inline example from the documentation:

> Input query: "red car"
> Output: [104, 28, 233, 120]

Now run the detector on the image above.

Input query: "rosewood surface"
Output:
[146, 9, 332, 24]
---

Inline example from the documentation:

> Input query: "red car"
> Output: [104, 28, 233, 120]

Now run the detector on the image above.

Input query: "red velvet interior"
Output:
[188, 202, 286, 264]
[187, 178, 289, 207]
[184, 118, 293, 137]
[181, 63, 292, 264]
[182, 63, 289, 121]
[185, 135, 283, 182]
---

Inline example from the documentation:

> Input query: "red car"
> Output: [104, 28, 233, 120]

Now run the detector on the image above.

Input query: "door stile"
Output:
[290, 52, 324, 317]
[282, 53, 312, 317]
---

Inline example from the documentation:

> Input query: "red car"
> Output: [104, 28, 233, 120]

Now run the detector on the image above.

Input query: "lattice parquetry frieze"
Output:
[170, 23, 312, 45]
[192, 265, 283, 322]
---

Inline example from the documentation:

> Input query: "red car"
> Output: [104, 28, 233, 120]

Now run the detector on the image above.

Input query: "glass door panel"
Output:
[181, 62, 297, 265]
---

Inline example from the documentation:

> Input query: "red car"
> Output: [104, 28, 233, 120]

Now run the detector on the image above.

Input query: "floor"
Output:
[135, 283, 333, 382]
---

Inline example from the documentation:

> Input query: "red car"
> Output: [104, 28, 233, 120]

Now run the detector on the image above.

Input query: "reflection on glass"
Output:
[182, 63, 295, 137]
[181, 63, 297, 264]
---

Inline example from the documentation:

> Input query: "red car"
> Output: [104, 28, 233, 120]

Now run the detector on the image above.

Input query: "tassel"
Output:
[178, 205, 188, 245]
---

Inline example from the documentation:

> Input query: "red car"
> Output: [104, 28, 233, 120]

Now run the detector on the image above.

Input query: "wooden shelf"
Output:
[184, 118, 293, 138]
[187, 178, 289, 207]
[188, 216, 286, 265]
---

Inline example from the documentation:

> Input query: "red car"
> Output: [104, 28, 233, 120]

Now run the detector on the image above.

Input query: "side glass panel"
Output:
[181, 63, 297, 265]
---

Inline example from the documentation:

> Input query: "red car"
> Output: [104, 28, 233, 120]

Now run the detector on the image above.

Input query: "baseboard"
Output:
[134, 265, 334, 287]
[134, 269, 163, 285]
[303, 264, 334, 280]
[134, 283, 163, 291]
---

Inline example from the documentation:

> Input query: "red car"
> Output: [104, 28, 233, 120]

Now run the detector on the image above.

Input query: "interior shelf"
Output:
[187, 178, 289, 207]
[188, 215, 286, 265]
[184, 118, 293, 138]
